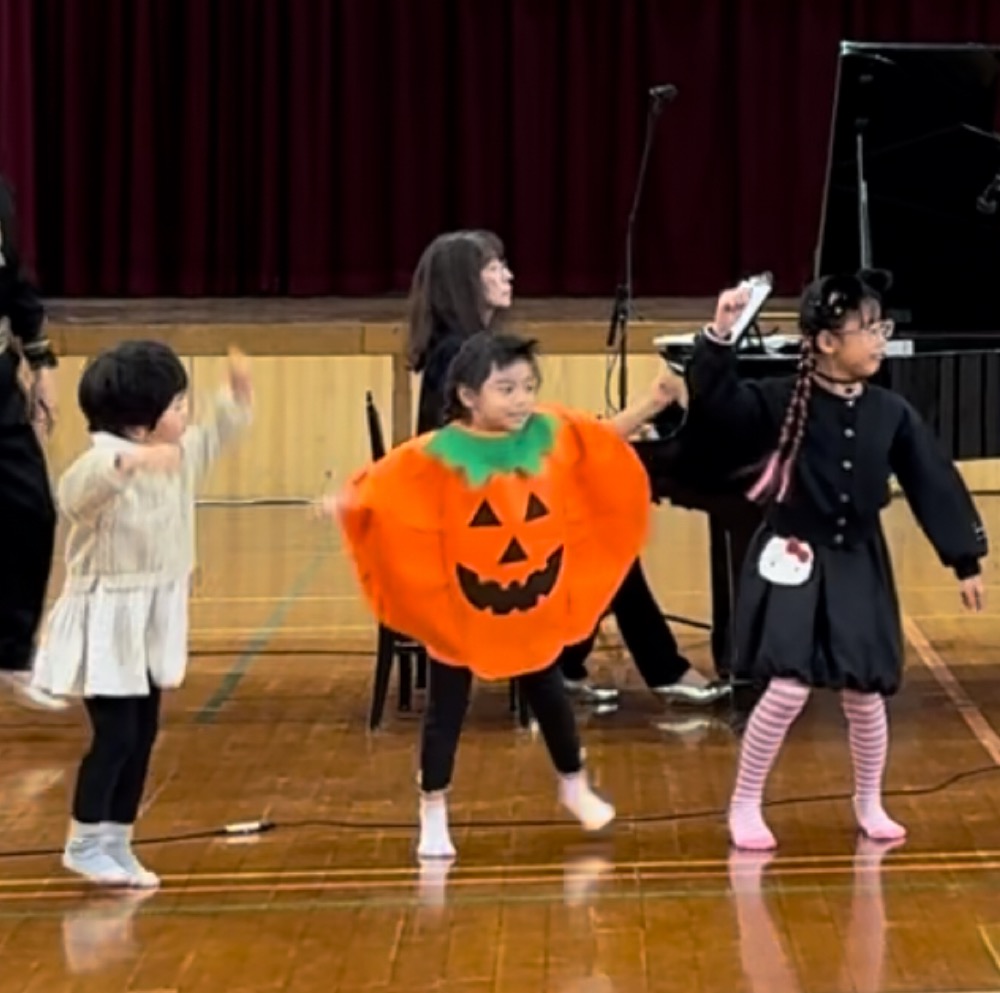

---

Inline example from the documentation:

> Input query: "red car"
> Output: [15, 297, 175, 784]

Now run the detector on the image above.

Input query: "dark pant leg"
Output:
[109, 686, 162, 825]
[556, 630, 598, 682]
[558, 561, 689, 687]
[72, 697, 144, 825]
[0, 425, 56, 671]
[419, 660, 474, 792]
[518, 664, 584, 775]
[610, 559, 690, 687]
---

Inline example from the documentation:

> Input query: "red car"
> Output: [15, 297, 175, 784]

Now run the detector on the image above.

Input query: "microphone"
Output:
[649, 84, 678, 106]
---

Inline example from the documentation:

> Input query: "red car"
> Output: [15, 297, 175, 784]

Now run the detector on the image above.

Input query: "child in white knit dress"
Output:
[32, 340, 253, 887]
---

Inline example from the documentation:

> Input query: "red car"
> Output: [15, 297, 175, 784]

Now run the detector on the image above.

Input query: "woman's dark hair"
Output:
[443, 331, 541, 423]
[406, 229, 506, 371]
[78, 339, 189, 436]
[747, 270, 886, 504]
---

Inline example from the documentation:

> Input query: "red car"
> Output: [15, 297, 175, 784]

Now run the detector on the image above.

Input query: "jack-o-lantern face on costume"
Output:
[337, 405, 651, 681]
[455, 488, 564, 615]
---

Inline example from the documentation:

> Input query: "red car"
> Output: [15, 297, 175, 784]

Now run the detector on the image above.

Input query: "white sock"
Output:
[558, 771, 615, 832]
[417, 792, 457, 860]
[68, 820, 103, 844]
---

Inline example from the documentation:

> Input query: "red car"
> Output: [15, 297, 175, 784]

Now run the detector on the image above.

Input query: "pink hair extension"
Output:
[746, 339, 815, 505]
[746, 451, 781, 502]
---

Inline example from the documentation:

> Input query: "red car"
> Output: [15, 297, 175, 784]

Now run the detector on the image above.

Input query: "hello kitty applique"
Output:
[758, 536, 814, 586]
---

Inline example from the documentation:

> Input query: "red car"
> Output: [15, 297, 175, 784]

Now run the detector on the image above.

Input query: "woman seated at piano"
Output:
[405, 229, 728, 709]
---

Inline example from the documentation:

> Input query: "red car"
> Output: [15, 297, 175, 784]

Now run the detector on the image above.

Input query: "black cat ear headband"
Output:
[801, 268, 892, 334]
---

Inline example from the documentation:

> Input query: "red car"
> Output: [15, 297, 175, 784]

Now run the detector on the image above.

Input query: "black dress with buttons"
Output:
[686, 334, 987, 696]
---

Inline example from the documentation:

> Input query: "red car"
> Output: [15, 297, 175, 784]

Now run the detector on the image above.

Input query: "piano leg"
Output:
[708, 505, 764, 733]
[708, 504, 760, 676]
[708, 516, 734, 677]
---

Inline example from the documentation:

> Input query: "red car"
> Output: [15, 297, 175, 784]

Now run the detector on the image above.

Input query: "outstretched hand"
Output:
[30, 368, 58, 442]
[648, 366, 687, 411]
[313, 492, 343, 521]
[312, 469, 342, 522]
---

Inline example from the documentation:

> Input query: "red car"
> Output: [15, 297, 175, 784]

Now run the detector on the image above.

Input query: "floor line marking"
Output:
[903, 613, 1000, 766]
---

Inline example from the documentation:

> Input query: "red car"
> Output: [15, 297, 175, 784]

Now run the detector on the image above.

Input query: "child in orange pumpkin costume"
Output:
[326, 332, 682, 859]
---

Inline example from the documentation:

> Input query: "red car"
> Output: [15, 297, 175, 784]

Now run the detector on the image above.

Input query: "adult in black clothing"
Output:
[0, 176, 64, 710]
[409, 230, 511, 435]
[407, 229, 727, 708]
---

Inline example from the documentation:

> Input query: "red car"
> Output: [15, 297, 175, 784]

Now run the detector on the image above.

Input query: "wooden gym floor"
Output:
[1, 494, 1000, 993]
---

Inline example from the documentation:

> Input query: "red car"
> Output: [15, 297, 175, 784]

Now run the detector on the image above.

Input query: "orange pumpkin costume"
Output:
[337, 404, 651, 679]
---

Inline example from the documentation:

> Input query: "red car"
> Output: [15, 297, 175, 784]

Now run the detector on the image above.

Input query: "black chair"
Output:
[365, 391, 428, 729]
[363, 392, 529, 729]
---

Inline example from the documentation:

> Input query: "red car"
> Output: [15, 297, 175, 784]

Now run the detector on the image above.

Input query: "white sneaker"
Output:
[62, 835, 131, 886]
[0, 671, 69, 711]
[102, 824, 161, 889]
[562, 678, 620, 704]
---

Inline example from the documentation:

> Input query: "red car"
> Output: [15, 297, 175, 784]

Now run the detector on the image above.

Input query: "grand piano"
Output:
[635, 42, 1000, 687]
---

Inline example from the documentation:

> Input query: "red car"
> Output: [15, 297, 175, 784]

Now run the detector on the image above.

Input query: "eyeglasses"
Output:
[843, 319, 895, 340]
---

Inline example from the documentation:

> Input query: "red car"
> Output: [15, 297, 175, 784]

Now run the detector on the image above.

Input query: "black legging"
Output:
[558, 559, 690, 687]
[72, 687, 162, 825]
[420, 660, 582, 792]
[0, 424, 56, 671]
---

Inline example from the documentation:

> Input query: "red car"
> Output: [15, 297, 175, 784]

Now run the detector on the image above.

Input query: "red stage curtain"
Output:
[0, 0, 38, 270]
[2, 0, 1000, 297]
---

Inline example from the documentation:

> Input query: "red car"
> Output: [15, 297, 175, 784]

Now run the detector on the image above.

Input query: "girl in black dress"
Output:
[687, 273, 986, 850]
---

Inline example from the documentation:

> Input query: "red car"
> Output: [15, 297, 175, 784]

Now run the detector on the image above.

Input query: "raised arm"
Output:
[684, 286, 775, 437]
[681, 291, 784, 473]
[181, 348, 253, 482]
[608, 367, 686, 440]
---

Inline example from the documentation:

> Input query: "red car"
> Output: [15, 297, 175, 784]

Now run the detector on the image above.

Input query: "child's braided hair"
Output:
[746, 269, 890, 505]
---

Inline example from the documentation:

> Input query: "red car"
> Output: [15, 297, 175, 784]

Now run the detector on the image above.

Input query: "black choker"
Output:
[813, 369, 863, 388]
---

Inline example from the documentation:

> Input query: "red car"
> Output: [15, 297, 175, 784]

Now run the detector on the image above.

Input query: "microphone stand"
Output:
[607, 89, 672, 412]
[608, 86, 712, 641]
[856, 124, 873, 269]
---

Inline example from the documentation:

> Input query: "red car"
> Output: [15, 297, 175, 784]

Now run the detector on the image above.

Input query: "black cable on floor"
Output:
[0, 763, 995, 860]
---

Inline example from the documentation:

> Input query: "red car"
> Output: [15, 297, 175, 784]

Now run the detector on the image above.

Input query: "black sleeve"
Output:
[683, 331, 779, 464]
[890, 399, 987, 578]
[6, 276, 54, 369]
[0, 179, 55, 370]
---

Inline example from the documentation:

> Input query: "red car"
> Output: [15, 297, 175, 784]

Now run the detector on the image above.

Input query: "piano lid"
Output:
[651, 332, 914, 374]
[815, 42, 1000, 334]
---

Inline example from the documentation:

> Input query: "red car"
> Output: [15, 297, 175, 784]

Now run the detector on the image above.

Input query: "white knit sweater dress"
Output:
[32, 391, 252, 698]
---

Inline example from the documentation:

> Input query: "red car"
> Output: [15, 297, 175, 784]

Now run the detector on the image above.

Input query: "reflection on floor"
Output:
[1, 500, 999, 992]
